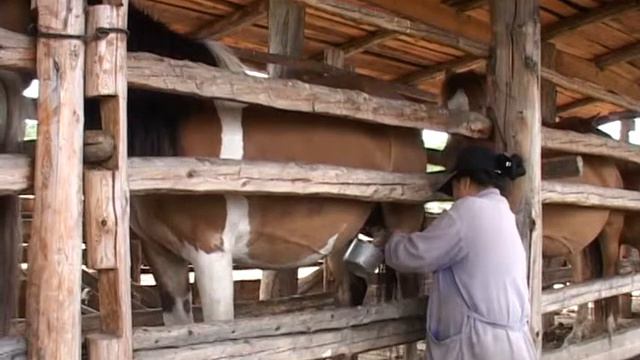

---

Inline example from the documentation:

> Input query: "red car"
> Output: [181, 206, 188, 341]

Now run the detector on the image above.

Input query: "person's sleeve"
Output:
[384, 206, 468, 273]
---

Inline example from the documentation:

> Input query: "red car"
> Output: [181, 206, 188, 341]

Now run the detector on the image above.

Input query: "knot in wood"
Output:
[100, 218, 108, 227]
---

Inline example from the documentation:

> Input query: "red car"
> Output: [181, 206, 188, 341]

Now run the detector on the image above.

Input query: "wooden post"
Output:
[260, 0, 306, 300]
[488, 0, 543, 354]
[26, 0, 85, 358]
[0, 72, 27, 335]
[619, 118, 634, 319]
[541, 43, 557, 125]
[84, 3, 132, 359]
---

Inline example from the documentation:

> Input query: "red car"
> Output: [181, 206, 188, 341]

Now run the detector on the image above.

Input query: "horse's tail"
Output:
[203, 41, 248, 74]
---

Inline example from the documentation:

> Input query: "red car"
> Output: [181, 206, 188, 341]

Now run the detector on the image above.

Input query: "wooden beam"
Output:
[127, 157, 434, 203]
[0, 28, 34, 72]
[26, 0, 85, 358]
[398, 56, 484, 85]
[133, 298, 425, 359]
[297, 0, 489, 57]
[190, 0, 268, 40]
[542, 324, 640, 360]
[542, 156, 583, 180]
[542, 181, 640, 211]
[541, 272, 640, 313]
[126, 53, 491, 137]
[542, 127, 640, 166]
[541, 66, 640, 111]
[595, 41, 640, 69]
[85, 3, 133, 359]
[444, 0, 487, 12]
[84, 170, 117, 270]
[0, 337, 25, 359]
[314, 30, 397, 59]
[542, 0, 640, 41]
[556, 98, 596, 114]
[488, 0, 542, 353]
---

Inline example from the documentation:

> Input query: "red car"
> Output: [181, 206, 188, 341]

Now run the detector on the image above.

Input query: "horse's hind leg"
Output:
[595, 211, 624, 336]
[141, 238, 193, 326]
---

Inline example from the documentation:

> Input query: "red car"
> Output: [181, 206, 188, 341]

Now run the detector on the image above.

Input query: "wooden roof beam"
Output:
[542, 0, 640, 41]
[398, 56, 484, 84]
[310, 30, 397, 60]
[189, 0, 268, 40]
[595, 41, 640, 69]
[557, 98, 596, 114]
[442, 0, 487, 12]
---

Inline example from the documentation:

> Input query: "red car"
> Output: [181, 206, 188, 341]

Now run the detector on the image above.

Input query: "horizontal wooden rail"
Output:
[542, 127, 640, 166]
[0, 337, 25, 359]
[541, 272, 640, 313]
[0, 155, 31, 195]
[542, 323, 640, 360]
[133, 298, 425, 359]
[542, 181, 640, 211]
[128, 157, 435, 203]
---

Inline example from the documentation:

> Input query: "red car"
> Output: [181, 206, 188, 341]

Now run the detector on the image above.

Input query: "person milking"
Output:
[380, 145, 536, 359]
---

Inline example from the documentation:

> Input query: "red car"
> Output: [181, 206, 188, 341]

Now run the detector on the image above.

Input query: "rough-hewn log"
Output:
[85, 3, 133, 359]
[541, 67, 640, 112]
[297, 0, 488, 57]
[541, 43, 557, 125]
[542, 0, 640, 41]
[398, 56, 484, 85]
[542, 127, 640, 165]
[542, 156, 583, 180]
[84, 170, 117, 270]
[0, 28, 34, 72]
[127, 53, 491, 137]
[190, 0, 268, 40]
[541, 272, 640, 314]
[595, 41, 640, 69]
[86, 5, 118, 97]
[21, 130, 115, 164]
[26, 0, 85, 358]
[0, 337, 25, 360]
[133, 298, 425, 359]
[542, 181, 640, 211]
[488, 0, 542, 353]
[541, 324, 640, 360]
[128, 157, 434, 202]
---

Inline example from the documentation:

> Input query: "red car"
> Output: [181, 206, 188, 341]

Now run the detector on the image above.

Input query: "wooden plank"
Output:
[542, 0, 640, 41]
[0, 337, 25, 360]
[541, 272, 640, 313]
[541, 66, 640, 111]
[86, 5, 118, 97]
[542, 127, 640, 166]
[542, 156, 583, 180]
[398, 56, 484, 85]
[133, 299, 425, 359]
[320, 30, 397, 58]
[444, 0, 487, 12]
[594, 41, 640, 69]
[297, 0, 489, 57]
[190, 0, 268, 40]
[126, 52, 491, 137]
[556, 98, 596, 114]
[488, 0, 543, 354]
[541, 181, 640, 211]
[25, 0, 85, 358]
[133, 298, 424, 351]
[542, 324, 640, 360]
[84, 170, 117, 270]
[127, 157, 433, 203]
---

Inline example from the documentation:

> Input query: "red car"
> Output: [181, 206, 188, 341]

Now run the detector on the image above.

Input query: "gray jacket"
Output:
[385, 188, 536, 360]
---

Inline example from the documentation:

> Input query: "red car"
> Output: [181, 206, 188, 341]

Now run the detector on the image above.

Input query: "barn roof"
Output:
[134, 0, 640, 123]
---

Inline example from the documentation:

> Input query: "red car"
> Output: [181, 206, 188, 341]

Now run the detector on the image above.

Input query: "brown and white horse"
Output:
[85, 4, 427, 325]
[439, 71, 624, 342]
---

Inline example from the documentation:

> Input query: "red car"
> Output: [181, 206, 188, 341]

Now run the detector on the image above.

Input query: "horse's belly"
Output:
[542, 204, 610, 257]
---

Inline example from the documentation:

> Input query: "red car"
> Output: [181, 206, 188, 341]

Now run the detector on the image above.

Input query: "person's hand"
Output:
[370, 227, 390, 247]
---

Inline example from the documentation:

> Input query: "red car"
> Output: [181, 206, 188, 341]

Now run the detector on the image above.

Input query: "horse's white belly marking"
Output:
[226, 195, 251, 262]
[289, 232, 339, 267]
[216, 99, 246, 160]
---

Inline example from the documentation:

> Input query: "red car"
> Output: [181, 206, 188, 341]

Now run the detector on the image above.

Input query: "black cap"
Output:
[436, 145, 519, 196]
